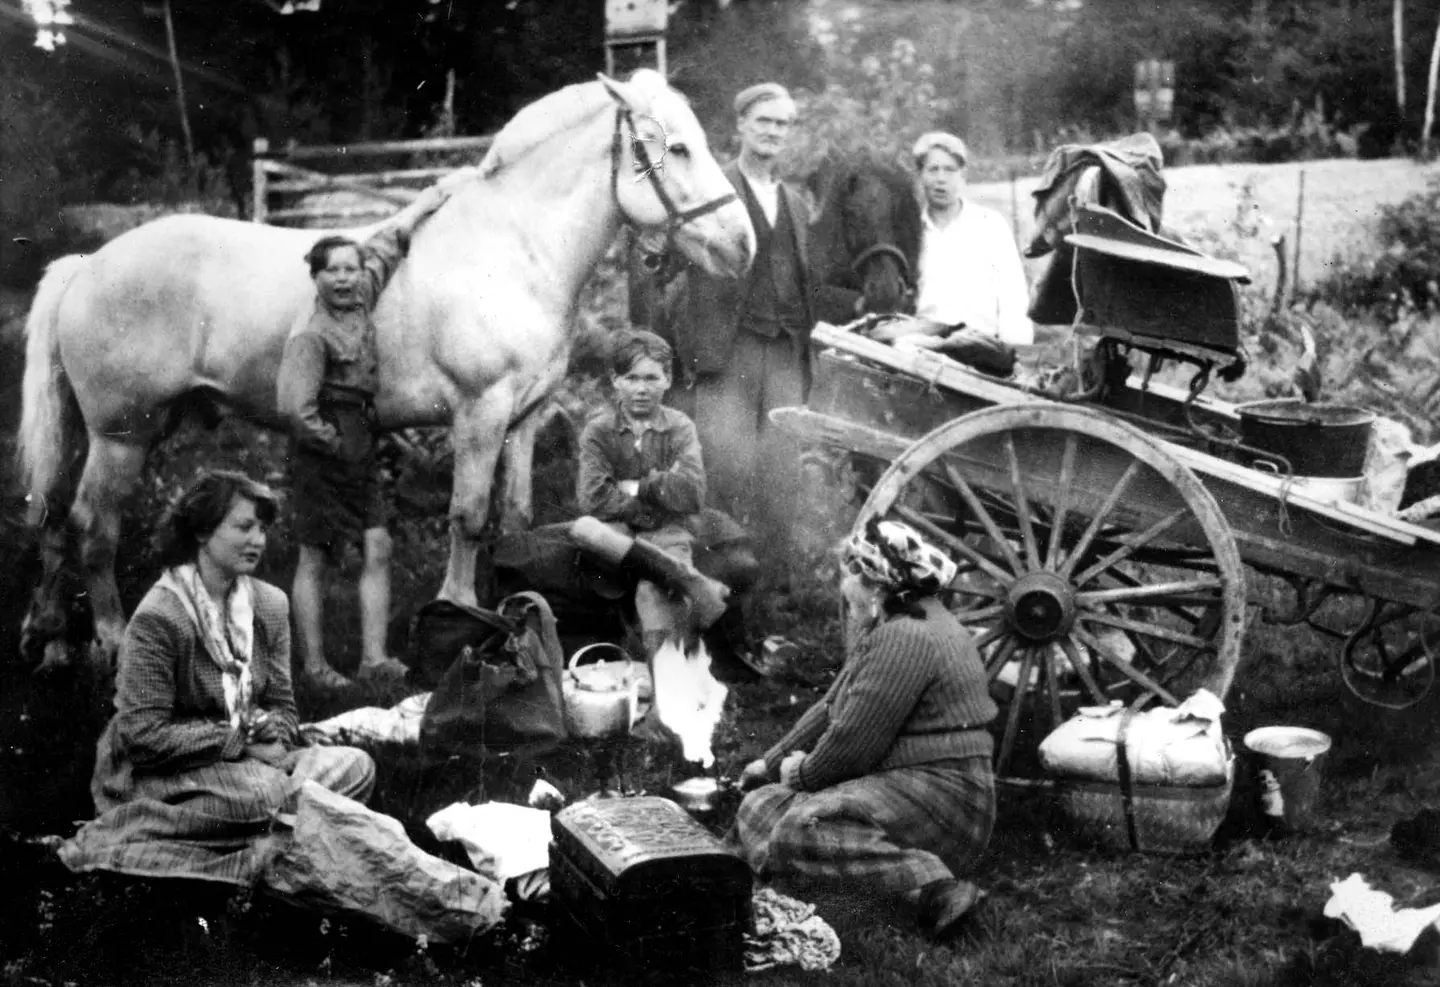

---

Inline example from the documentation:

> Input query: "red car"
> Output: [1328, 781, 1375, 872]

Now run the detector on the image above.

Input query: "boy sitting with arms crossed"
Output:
[576, 329, 713, 660]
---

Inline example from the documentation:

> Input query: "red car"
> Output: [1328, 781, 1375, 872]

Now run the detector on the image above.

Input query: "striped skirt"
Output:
[59, 746, 375, 886]
[736, 757, 995, 895]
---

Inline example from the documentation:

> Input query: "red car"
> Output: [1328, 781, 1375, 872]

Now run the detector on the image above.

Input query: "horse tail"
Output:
[18, 254, 87, 520]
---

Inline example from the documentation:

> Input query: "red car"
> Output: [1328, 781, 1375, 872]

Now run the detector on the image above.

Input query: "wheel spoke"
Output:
[1042, 641, 1065, 729]
[985, 634, 1020, 682]
[1058, 460, 1142, 579]
[955, 603, 1006, 624]
[1079, 609, 1213, 652]
[894, 502, 1016, 587]
[971, 623, 1007, 652]
[1059, 634, 1109, 705]
[1072, 625, 1180, 706]
[1044, 434, 1078, 570]
[941, 460, 1026, 576]
[996, 645, 1039, 779]
[1071, 508, 1189, 588]
[1076, 578, 1221, 606]
[1095, 567, 1209, 625]
[1004, 433, 1043, 571]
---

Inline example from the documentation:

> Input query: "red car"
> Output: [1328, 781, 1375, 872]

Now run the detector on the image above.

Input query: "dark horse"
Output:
[804, 151, 922, 323]
[628, 151, 922, 330]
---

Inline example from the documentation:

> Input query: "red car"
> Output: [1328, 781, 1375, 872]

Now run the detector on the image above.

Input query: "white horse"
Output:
[18, 70, 755, 664]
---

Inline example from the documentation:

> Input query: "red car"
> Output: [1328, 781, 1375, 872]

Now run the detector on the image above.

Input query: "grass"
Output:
[5, 156, 1440, 985]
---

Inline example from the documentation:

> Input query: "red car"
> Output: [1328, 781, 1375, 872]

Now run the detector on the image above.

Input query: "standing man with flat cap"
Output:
[912, 131, 1033, 346]
[640, 82, 816, 542]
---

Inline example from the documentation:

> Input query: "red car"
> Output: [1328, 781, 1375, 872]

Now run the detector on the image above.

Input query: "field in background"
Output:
[972, 157, 1439, 304]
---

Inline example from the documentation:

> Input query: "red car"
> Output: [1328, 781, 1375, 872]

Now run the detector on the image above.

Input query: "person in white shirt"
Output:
[912, 132, 1033, 346]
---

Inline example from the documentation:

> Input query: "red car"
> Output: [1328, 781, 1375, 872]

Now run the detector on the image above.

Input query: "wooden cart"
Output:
[772, 214, 1440, 780]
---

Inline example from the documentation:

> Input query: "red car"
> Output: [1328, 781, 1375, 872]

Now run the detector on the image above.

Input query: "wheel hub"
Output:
[1005, 571, 1077, 641]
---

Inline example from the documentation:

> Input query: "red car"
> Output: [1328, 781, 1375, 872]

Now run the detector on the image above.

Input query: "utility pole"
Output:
[145, 0, 195, 169]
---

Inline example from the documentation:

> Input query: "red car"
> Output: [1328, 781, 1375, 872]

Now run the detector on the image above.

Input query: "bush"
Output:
[1309, 177, 1440, 320]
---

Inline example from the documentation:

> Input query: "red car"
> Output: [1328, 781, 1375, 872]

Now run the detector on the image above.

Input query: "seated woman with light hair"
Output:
[735, 518, 999, 940]
[60, 470, 375, 885]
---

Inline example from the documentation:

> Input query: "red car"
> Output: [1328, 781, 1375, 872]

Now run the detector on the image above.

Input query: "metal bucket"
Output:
[1236, 400, 1374, 478]
[1243, 726, 1332, 833]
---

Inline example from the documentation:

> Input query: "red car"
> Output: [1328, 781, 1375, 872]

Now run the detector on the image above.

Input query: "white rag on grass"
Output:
[426, 801, 553, 883]
[1324, 873, 1440, 953]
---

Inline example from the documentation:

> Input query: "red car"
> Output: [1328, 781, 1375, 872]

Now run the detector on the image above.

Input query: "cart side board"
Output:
[781, 325, 1440, 613]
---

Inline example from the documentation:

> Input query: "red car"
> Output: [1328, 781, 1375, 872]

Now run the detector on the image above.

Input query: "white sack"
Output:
[1039, 690, 1229, 787]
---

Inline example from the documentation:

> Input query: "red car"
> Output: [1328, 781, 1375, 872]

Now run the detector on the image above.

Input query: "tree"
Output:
[1396, 0, 1407, 115]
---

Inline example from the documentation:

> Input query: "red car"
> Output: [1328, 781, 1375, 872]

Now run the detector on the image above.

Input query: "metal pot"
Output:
[1236, 399, 1374, 478]
[670, 777, 724, 816]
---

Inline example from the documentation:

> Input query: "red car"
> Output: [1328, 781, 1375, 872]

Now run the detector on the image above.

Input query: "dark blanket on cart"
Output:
[1026, 133, 1169, 327]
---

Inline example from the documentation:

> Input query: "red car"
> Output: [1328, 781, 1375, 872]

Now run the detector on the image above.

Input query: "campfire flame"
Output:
[652, 638, 728, 768]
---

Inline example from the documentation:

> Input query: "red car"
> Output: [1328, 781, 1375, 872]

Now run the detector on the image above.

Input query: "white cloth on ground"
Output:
[425, 801, 553, 883]
[1324, 873, 1440, 953]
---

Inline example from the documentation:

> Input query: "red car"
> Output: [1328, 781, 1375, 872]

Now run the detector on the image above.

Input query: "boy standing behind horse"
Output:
[277, 185, 449, 690]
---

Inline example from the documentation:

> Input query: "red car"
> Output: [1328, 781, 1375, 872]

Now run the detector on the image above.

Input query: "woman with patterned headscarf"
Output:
[735, 518, 998, 939]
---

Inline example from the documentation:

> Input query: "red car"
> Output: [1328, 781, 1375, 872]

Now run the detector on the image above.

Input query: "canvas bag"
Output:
[418, 591, 568, 762]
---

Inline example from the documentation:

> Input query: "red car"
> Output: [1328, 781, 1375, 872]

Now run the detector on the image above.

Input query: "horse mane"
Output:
[478, 70, 681, 180]
[479, 81, 613, 179]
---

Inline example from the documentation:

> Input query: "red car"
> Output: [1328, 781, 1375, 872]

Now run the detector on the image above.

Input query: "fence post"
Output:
[251, 138, 269, 225]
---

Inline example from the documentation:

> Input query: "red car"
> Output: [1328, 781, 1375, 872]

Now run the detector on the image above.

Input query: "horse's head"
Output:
[599, 71, 755, 280]
[811, 154, 921, 315]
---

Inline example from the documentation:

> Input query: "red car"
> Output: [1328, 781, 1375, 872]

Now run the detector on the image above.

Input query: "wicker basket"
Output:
[1051, 769, 1233, 854]
[1047, 704, 1234, 854]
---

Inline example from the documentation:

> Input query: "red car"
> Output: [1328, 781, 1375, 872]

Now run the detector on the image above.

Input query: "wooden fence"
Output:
[250, 134, 494, 227]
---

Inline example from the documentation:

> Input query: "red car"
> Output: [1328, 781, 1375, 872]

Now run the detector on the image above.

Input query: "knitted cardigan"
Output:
[763, 597, 998, 792]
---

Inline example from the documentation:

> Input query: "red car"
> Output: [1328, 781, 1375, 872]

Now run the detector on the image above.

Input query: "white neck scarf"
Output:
[157, 564, 256, 729]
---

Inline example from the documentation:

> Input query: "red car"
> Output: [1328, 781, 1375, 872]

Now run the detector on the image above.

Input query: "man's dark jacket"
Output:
[631, 160, 815, 379]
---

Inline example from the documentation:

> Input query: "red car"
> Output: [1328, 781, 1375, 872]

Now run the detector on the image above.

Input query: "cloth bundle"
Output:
[743, 887, 842, 973]
[301, 692, 431, 749]
[1039, 690, 1229, 787]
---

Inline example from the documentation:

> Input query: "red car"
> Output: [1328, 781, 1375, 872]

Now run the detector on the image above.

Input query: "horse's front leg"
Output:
[437, 391, 513, 608]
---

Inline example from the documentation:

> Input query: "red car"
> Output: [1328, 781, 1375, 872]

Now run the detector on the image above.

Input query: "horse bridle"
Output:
[849, 242, 915, 311]
[610, 106, 737, 274]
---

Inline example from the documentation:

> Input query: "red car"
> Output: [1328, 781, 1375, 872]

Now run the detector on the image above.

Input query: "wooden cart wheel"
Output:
[854, 404, 1248, 782]
[1339, 600, 1440, 710]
